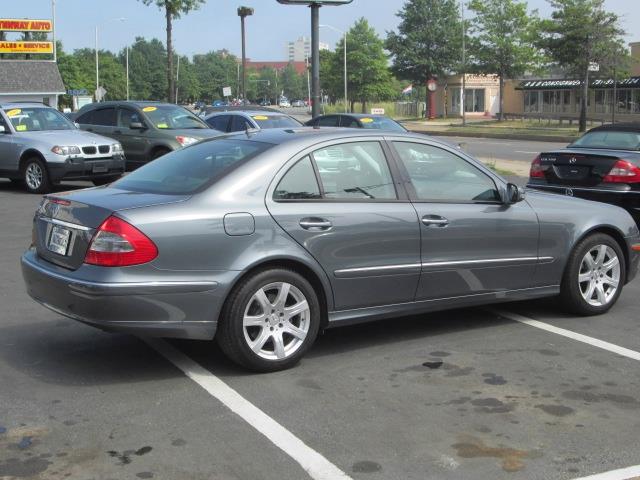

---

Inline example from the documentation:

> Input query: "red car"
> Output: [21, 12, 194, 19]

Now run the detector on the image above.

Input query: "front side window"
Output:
[312, 142, 396, 200]
[113, 139, 272, 194]
[230, 115, 252, 132]
[206, 115, 230, 132]
[3, 107, 75, 132]
[274, 157, 321, 200]
[317, 116, 339, 127]
[142, 105, 208, 130]
[92, 107, 117, 126]
[118, 108, 143, 128]
[393, 142, 500, 203]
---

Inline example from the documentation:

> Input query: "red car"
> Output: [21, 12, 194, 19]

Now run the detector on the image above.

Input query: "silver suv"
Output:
[0, 103, 126, 193]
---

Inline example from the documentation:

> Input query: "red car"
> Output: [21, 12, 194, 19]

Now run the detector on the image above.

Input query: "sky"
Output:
[3, 0, 639, 61]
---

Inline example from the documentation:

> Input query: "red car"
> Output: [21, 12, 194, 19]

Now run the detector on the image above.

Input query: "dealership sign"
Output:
[517, 77, 640, 90]
[0, 19, 52, 32]
[0, 41, 53, 54]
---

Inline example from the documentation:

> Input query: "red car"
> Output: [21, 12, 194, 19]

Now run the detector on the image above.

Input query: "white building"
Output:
[286, 36, 329, 62]
[0, 61, 65, 109]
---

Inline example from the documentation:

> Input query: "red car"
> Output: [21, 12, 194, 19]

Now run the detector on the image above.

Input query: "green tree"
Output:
[468, 0, 542, 120]
[72, 48, 126, 100]
[386, 0, 462, 116]
[139, 0, 206, 103]
[192, 50, 239, 102]
[319, 49, 340, 103]
[340, 18, 395, 113]
[125, 37, 168, 100]
[538, 0, 626, 132]
[175, 55, 200, 103]
[281, 63, 305, 102]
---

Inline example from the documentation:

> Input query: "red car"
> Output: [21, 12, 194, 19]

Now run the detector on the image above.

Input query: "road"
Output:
[2, 167, 640, 480]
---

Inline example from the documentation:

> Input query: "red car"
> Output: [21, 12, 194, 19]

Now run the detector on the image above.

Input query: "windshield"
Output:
[3, 107, 75, 132]
[141, 105, 209, 130]
[250, 114, 302, 129]
[359, 117, 406, 132]
[112, 138, 272, 194]
[570, 130, 640, 150]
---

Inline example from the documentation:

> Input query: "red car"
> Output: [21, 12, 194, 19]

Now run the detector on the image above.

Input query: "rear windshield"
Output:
[570, 130, 640, 150]
[251, 114, 302, 129]
[112, 139, 272, 194]
[359, 117, 406, 132]
[141, 105, 209, 130]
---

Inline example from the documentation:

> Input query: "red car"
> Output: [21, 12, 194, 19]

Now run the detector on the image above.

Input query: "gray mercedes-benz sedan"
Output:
[21, 129, 640, 371]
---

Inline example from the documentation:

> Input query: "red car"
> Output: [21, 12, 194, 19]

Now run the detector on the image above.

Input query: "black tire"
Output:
[216, 268, 321, 372]
[22, 157, 51, 194]
[560, 233, 625, 316]
[92, 175, 121, 186]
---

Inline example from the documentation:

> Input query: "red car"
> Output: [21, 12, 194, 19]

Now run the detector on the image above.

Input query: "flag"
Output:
[402, 84, 413, 95]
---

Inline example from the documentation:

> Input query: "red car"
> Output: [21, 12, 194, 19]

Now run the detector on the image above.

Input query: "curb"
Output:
[406, 129, 575, 144]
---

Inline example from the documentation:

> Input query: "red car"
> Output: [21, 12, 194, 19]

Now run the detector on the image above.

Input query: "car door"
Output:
[340, 116, 360, 128]
[115, 107, 148, 167]
[229, 115, 254, 132]
[266, 138, 421, 311]
[389, 139, 540, 300]
[0, 113, 20, 172]
[205, 114, 231, 133]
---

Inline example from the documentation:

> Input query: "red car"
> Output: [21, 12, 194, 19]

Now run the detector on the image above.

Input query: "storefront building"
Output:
[433, 74, 500, 117]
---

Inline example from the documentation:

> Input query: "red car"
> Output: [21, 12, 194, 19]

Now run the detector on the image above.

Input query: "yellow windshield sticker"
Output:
[156, 122, 169, 129]
[6, 108, 21, 117]
[16, 124, 27, 131]
[252, 115, 269, 120]
[360, 118, 374, 123]
[143, 106, 157, 112]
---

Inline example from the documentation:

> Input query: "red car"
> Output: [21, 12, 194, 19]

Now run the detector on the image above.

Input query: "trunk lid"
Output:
[538, 149, 622, 187]
[34, 186, 188, 270]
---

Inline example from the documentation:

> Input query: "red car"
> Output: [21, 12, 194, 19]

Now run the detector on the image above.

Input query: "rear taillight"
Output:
[529, 155, 546, 178]
[602, 160, 640, 184]
[84, 216, 157, 267]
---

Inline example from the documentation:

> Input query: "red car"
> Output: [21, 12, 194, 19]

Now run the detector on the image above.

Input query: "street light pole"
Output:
[461, 0, 466, 126]
[310, 4, 321, 118]
[175, 55, 180, 104]
[126, 45, 129, 101]
[320, 24, 347, 113]
[237, 7, 254, 102]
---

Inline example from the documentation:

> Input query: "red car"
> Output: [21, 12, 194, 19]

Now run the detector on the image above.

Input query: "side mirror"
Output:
[130, 121, 145, 130]
[504, 183, 525, 204]
[0, 125, 5, 133]
[74, 122, 80, 129]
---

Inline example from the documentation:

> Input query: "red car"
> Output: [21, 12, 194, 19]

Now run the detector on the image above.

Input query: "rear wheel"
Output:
[92, 175, 121, 186]
[216, 268, 320, 372]
[22, 157, 51, 194]
[560, 233, 625, 315]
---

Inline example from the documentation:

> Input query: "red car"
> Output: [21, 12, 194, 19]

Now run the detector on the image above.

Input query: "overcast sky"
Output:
[3, 0, 639, 60]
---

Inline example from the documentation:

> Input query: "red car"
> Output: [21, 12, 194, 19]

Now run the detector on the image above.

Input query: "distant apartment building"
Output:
[286, 36, 329, 62]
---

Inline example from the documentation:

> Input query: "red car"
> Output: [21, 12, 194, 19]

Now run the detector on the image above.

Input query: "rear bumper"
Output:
[48, 155, 126, 182]
[527, 183, 640, 224]
[21, 249, 222, 340]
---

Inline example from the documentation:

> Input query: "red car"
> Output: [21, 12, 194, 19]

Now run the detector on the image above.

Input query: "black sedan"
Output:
[305, 113, 407, 132]
[527, 122, 640, 225]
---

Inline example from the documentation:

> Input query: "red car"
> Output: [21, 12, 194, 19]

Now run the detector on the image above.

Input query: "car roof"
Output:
[206, 110, 291, 118]
[0, 102, 51, 109]
[314, 113, 389, 118]
[587, 122, 640, 133]
[201, 127, 439, 149]
[204, 105, 280, 114]
[78, 101, 186, 110]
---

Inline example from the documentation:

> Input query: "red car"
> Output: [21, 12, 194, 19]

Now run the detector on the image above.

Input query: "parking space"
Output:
[2, 179, 640, 480]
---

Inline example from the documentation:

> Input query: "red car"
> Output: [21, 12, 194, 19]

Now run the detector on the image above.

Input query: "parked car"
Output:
[527, 122, 640, 225]
[279, 98, 291, 108]
[291, 100, 305, 108]
[22, 129, 639, 371]
[0, 102, 125, 193]
[204, 110, 302, 132]
[74, 101, 222, 170]
[259, 99, 272, 107]
[306, 113, 407, 132]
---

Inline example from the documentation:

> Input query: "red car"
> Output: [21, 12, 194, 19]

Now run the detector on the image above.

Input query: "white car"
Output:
[279, 99, 291, 108]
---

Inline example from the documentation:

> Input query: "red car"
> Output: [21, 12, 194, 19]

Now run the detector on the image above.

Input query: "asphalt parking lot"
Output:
[2, 176, 640, 480]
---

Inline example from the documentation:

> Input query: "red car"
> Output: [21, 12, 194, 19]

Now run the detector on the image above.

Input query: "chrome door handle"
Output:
[299, 218, 332, 230]
[421, 215, 449, 227]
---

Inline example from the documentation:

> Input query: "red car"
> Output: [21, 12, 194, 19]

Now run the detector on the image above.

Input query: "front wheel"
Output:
[560, 233, 625, 316]
[216, 269, 321, 372]
[22, 157, 51, 194]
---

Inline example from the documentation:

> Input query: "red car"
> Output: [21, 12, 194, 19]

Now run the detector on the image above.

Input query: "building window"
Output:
[524, 91, 540, 113]
[464, 89, 485, 112]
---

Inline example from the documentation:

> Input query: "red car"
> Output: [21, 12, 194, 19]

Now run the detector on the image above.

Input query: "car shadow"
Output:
[0, 318, 180, 386]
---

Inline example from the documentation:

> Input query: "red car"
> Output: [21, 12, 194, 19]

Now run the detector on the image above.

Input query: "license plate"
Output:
[93, 164, 108, 173]
[48, 225, 71, 255]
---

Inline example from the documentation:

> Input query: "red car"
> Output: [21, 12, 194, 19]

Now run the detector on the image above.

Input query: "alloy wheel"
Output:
[578, 244, 620, 307]
[25, 163, 43, 190]
[242, 282, 311, 361]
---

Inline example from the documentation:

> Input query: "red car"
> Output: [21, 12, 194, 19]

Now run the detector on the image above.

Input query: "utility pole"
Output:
[175, 55, 180, 104]
[461, 0, 466, 126]
[311, 4, 320, 117]
[126, 45, 129, 101]
[52, 0, 57, 62]
[237, 7, 254, 102]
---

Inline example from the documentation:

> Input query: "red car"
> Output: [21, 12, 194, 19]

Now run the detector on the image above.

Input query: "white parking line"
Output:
[514, 150, 539, 154]
[145, 338, 353, 480]
[493, 310, 640, 362]
[572, 464, 640, 480]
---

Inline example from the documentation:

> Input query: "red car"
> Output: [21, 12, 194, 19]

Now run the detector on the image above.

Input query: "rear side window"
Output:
[341, 117, 360, 128]
[317, 116, 339, 127]
[274, 157, 321, 200]
[206, 115, 230, 132]
[313, 142, 397, 200]
[76, 110, 94, 124]
[113, 139, 272, 194]
[251, 115, 301, 129]
[230, 115, 252, 132]
[92, 108, 116, 126]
